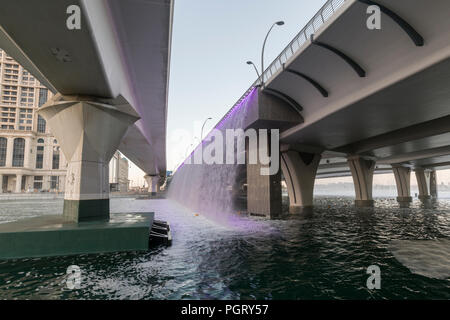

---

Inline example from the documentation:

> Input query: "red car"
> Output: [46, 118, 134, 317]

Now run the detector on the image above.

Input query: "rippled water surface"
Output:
[0, 197, 449, 299]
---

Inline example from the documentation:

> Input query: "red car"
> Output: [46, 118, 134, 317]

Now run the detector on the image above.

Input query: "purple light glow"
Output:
[174, 86, 258, 172]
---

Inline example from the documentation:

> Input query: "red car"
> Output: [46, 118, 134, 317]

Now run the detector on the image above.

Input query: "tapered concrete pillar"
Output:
[392, 165, 412, 208]
[38, 94, 140, 222]
[0, 174, 3, 193]
[281, 150, 321, 214]
[15, 174, 22, 193]
[246, 133, 281, 219]
[415, 168, 431, 202]
[430, 170, 438, 199]
[144, 175, 160, 195]
[347, 156, 375, 207]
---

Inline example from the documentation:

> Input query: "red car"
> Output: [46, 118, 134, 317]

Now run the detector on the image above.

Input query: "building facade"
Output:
[0, 49, 68, 193]
[0, 49, 128, 193]
[109, 151, 130, 192]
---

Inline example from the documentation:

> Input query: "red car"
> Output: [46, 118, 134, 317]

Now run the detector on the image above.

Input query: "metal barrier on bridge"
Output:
[219, 0, 347, 129]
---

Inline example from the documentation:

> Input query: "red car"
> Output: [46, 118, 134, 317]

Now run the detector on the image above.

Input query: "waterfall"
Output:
[168, 88, 257, 224]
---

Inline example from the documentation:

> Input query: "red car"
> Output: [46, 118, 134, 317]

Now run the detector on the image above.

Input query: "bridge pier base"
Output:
[39, 94, 140, 222]
[281, 150, 321, 214]
[392, 165, 412, 208]
[415, 168, 432, 203]
[347, 156, 375, 208]
[145, 175, 160, 195]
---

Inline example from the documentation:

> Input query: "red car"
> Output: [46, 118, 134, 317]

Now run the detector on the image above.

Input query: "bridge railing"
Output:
[262, 0, 347, 83]
[177, 0, 348, 172]
[217, 0, 347, 128]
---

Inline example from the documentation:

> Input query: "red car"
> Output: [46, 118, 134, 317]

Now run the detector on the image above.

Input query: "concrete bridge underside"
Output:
[199, 0, 450, 216]
[252, 0, 450, 215]
[0, 0, 173, 221]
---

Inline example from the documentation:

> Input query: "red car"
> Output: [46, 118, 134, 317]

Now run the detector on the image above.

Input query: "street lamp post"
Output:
[185, 143, 193, 157]
[201, 117, 212, 141]
[261, 21, 284, 87]
[246, 61, 261, 85]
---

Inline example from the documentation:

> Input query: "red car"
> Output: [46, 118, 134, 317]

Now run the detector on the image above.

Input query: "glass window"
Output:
[34, 176, 43, 190]
[37, 115, 46, 133]
[12, 138, 25, 167]
[35, 145, 44, 169]
[52, 148, 60, 170]
[0, 137, 7, 167]
[38, 88, 48, 107]
[50, 176, 59, 189]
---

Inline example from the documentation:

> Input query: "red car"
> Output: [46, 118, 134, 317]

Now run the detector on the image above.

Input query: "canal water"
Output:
[0, 197, 449, 299]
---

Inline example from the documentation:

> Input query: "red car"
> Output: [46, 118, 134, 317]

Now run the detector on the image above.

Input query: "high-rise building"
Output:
[109, 151, 130, 192]
[0, 49, 128, 193]
[0, 48, 67, 193]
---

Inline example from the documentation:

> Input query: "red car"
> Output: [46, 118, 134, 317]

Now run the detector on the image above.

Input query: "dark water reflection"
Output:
[0, 197, 449, 299]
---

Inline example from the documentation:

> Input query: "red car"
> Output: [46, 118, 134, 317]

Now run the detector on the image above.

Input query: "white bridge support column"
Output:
[281, 150, 321, 214]
[415, 168, 431, 202]
[392, 165, 412, 208]
[347, 156, 375, 207]
[144, 175, 160, 195]
[39, 94, 140, 222]
[430, 170, 438, 199]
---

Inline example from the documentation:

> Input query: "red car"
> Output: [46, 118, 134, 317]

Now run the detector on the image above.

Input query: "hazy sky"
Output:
[128, 0, 450, 188]
[129, 0, 329, 187]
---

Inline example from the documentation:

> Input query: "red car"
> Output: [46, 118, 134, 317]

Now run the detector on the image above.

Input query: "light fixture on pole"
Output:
[246, 61, 261, 85]
[201, 117, 213, 141]
[261, 21, 284, 87]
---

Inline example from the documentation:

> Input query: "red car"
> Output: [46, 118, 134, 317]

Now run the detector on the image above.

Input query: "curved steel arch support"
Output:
[263, 88, 303, 115]
[358, 0, 424, 47]
[286, 69, 329, 97]
[310, 34, 366, 77]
